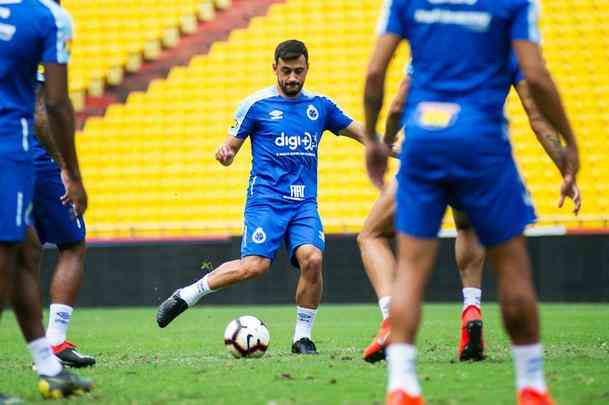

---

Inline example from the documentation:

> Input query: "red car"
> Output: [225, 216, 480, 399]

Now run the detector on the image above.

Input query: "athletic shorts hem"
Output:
[240, 251, 275, 263]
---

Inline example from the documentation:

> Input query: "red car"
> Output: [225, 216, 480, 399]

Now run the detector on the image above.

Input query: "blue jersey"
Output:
[0, 0, 72, 160]
[380, 0, 539, 120]
[230, 86, 352, 203]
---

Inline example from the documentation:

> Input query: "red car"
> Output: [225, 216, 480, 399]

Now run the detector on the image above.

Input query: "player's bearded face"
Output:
[274, 56, 308, 97]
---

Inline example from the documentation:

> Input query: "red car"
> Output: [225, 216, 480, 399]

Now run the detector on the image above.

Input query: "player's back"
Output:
[0, 0, 70, 158]
[381, 0, 538, 118]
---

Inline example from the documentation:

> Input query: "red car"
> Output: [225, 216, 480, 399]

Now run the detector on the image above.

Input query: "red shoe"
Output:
[386, 390, 425, 405]
[518, 388, 556, 405]
[51, 341, 96, 368]
[363, 319, 391, 363]
[458, 305, 485, 361]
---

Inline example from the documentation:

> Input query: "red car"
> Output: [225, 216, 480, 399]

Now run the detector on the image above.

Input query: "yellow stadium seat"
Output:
[74, 0, 609, 238]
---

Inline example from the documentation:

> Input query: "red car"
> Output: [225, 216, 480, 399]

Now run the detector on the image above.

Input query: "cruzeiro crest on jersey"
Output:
[306, 104, 319, 121]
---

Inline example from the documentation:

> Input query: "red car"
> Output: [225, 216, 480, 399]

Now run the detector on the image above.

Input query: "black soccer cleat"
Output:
[37, 370, 94, 399]
[52, 341, 96, 368]
[156, 290, 189, 328]
[0, 393, 23, 404]
[291, 337, 318, 355]
[459, 320, 485, 362]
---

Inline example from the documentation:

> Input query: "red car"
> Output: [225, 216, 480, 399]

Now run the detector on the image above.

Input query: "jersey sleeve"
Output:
[377, 0, 407, 38]
[510, 0, 541, 44]
[41, 5, 74, 64]
[228, 99, 257, 139]
[511, 60, 525, 86]
[323, 97, 353, 135]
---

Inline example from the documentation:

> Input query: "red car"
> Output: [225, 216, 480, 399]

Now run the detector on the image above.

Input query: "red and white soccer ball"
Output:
[224, 315, 270, 358]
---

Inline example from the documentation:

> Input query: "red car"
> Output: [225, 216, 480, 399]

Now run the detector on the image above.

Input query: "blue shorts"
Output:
[32, 158, 86, 246]
[396, 104, 536, 247]
[241, 200, 325, 268]
[0, 159, 34, 243]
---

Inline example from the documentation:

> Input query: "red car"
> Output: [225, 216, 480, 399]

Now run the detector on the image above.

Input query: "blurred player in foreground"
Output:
[18, 73, 95, 368]
[158, 40, 374, 354]
[360, 61, 581, 363]
[0, 0, 93, 400]
[363, 0, 579, 404]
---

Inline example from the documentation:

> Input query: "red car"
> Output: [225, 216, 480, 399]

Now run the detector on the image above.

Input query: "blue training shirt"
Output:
[0, 0, 72, 161]
[230, 86, 353, 204]
[379, 0, 540, 119]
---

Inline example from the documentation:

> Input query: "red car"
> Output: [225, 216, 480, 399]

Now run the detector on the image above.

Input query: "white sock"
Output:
[293, 306, 317, 343]
[46, 304, 73, 346]
[462, 288, 481, 310]
[178, 274, 214, 307]
[28, 337, 63, 376]
[512, 343, 547, 393]
[387, 343, 421, 396]
[379, 296, 392, 320]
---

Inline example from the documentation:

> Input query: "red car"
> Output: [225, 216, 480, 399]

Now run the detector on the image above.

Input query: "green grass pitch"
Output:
[1, 304, 608, 404]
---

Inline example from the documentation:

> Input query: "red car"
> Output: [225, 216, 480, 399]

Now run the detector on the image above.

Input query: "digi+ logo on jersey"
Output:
[274, 132, 318, 152]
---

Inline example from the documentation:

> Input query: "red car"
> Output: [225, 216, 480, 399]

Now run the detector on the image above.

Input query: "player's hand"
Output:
[558, 178, 581, 215]
[215, 144, 235, 166]
[558, 144, 581, 214]
[60, 169, 88, 217]
[388, 141, 401, 159]
[365, 139, 390, 189]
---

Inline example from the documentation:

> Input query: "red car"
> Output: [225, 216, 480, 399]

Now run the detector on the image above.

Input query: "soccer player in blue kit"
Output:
[157, 40, 372, 354]
[0, 0, 93, 400]
[360, 58, 581, 364]
[363, 1, 579, 404]
[16, 72, 95, 368]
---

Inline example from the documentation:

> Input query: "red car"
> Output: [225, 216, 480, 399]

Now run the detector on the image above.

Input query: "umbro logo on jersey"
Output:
[269, 110, 283, 120]
[306, 105, 319, 121]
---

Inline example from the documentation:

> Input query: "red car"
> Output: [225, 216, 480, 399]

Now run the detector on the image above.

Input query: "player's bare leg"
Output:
[357, 181, 396, 362]
[156, 256, 271, 328]
[453, 210, 486, 361]
[487, 236, 553, 403]
[386, 234, 437, 404]
[10, 228, 93, 398]
[36, 237, 95, 368]
[291, 244, 323, 354]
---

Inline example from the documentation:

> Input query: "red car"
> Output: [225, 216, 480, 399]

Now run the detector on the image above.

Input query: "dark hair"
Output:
[274, 40, 308, 64]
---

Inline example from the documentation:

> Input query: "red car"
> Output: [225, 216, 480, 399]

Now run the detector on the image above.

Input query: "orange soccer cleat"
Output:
[386, 390, 425, 405]
[517, 388, 556, 405]
[363, 319, 391, 363]
[458, 305, 485, 361]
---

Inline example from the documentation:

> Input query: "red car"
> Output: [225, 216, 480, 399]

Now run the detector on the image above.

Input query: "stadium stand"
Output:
[64, 0, 231, 110]
[73, 0, 609, 239]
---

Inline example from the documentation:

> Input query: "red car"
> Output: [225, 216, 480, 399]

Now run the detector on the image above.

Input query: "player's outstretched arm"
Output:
[364, 34, 402, 188]
[339, 122, 399, 159]
[515, 81, 581, 214]
[513, 40, 580, 211]
[384, 76, 410, 148]
[44, 63, 87, 216]
[512, 41, 579, 172]
[515, 81, 565, 174]
[215, 136, 245, 166]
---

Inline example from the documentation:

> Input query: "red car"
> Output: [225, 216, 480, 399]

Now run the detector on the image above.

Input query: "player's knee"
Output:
[299, 250, 323, 275]
[241, 258, 269, 280]
[457, 246, 485, 273]
[356, 231, 371, 248]
[59, 241, 87, 262]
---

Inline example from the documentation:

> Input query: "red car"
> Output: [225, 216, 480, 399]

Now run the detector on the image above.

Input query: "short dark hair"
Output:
[274, 40, 308, 64]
